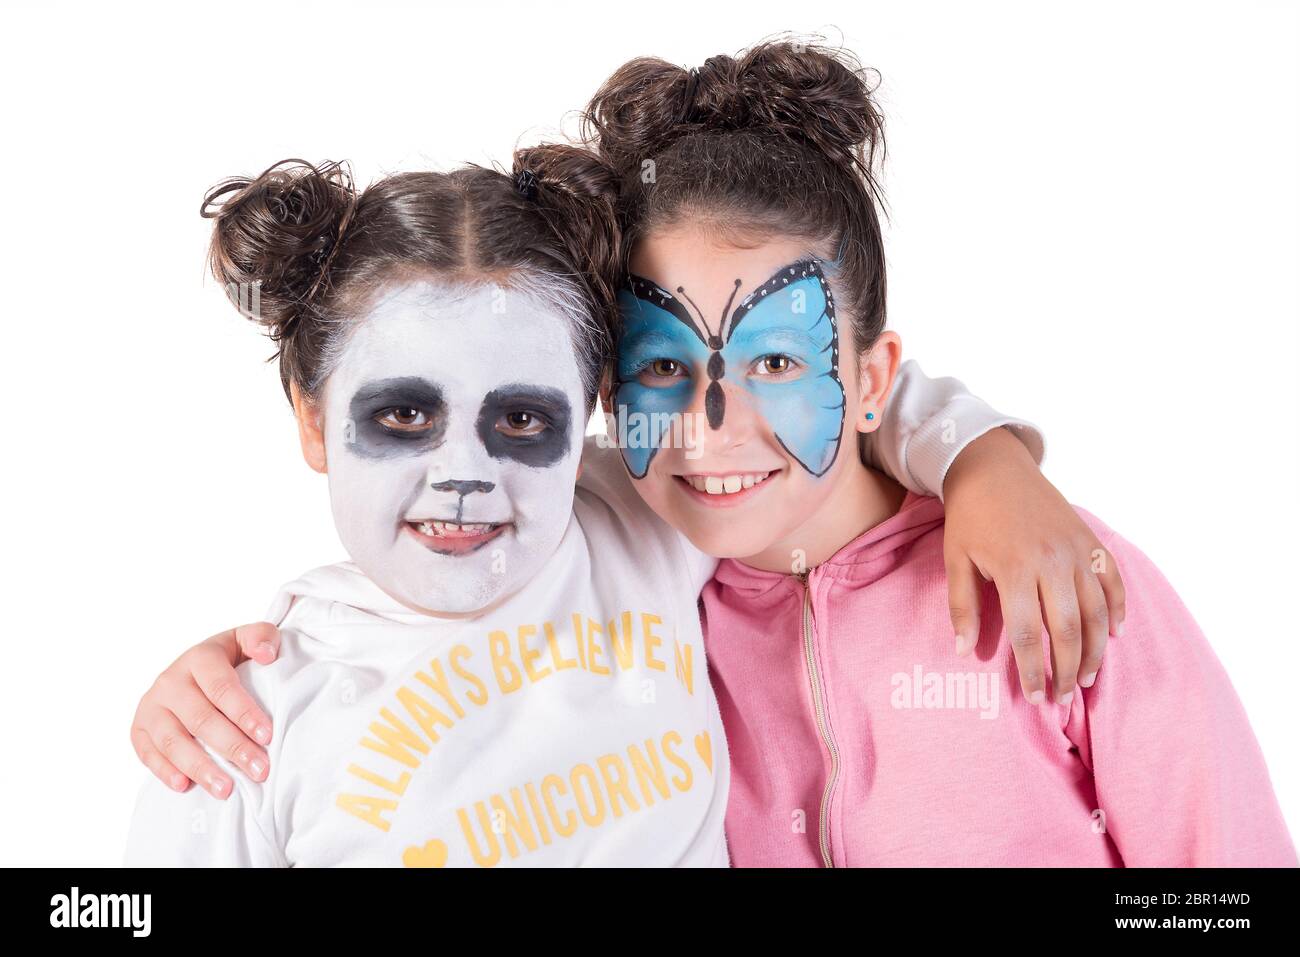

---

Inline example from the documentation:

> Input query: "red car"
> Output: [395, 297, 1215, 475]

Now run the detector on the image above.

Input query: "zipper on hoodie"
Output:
[798, 569, 840, 868]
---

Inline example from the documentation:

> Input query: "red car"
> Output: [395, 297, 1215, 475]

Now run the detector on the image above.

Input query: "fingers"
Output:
[140, 708, 234, 799]
[156, 670, 270, 783]
[190, 643, 273, 750]
[1093, 544, 1127, 638]
[1075, 569, 1110, 689]
[169, 664, 270, 781]
[946, 554, 983, 657]
[235, 621, 281, 666]
[130, 727, 189, 793]
[1039, 573, 1083, 705]
[998, 578, 1047, 705]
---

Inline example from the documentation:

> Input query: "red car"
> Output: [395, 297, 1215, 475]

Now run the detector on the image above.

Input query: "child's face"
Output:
[612, 227, 873, 561]
[318, 280, 586, 615]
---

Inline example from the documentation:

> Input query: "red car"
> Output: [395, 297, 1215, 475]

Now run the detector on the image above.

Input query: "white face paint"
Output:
[319, 280, 587, 615]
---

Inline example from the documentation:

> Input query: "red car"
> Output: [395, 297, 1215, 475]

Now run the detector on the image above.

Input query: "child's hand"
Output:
[942, 428, 1126, 706]
[129, 622, 281, 798]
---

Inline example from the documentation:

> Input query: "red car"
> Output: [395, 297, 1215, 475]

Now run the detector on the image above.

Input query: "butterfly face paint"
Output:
[320, 281, 586, 615]
[615, 259, 846, 478]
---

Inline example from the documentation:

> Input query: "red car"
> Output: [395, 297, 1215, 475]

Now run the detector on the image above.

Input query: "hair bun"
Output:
[586, 40, 884, 183]
[200, 159, 355, 337]
[513, 142, 620, 205]
[510, 143, 622, 349]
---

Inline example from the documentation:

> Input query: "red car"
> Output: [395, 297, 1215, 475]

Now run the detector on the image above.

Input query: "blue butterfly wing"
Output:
[614, 287, 710, 478]
[722, 266, 845, 476]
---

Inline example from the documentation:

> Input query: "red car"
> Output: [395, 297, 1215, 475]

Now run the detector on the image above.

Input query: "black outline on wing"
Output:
[728, 259, 846, 477]
[625, 275, 709, 346]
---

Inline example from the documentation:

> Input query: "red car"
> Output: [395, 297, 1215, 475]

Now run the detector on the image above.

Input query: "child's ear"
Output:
[290, 382, 328, 474]
[855, 331, 902, 434]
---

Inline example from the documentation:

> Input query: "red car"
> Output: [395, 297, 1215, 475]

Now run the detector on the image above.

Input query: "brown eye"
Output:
[761, 355, 791, 374]
[651, 359, 681, 377]
[496, 411, 548, 437]
[376, 407, 431, 432]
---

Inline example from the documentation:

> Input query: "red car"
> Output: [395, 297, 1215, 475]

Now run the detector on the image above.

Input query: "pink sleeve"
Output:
[1063, 518, 1296, 867]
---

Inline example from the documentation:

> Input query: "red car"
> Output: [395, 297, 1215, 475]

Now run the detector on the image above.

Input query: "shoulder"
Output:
[240, 562, 391, 707]
[573, 435, 709, 592]
[1066, 506, 1198, 638]
[1069, 505, 1121, 548]
[1066, 509, 1159, 574]
[574, 436, 677, 549]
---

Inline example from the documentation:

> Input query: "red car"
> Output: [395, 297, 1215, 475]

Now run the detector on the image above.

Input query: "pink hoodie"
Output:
[704, 492, 1297, 867]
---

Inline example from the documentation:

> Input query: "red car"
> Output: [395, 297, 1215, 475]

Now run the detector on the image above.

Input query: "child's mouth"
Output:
[404, 520, 508, 555]
[675, 470, 776, 506]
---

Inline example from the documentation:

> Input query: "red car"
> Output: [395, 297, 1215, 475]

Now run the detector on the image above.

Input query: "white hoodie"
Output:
[125, 361, 1041, 867]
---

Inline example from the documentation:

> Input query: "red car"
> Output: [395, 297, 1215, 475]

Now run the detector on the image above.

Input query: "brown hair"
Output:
[582, 39, 889, 352]
[199, 146, 622, 406]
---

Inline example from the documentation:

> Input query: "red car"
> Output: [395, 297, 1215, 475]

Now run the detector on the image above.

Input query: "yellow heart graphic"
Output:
[402, 839, 448, 868]
[695, 731, 713, 773]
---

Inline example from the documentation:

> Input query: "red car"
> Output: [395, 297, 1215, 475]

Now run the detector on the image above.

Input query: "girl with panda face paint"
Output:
[317, 280, 586, 616]
[130, 154, 761, 867]
[127, 47, 1157, 867]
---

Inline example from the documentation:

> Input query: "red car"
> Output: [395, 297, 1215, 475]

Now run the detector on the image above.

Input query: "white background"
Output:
[0, 0, 1295, 866]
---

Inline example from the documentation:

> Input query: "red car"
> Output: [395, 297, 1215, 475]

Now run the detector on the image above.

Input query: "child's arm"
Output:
[871, 360, 1125, 707]
[1062, 519, 1296, 866]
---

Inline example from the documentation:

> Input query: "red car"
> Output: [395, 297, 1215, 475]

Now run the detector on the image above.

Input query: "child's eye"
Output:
[496, 411, 549, 438]
[752, 354, 801, 377]
[636, 358, 689, 387]
[376, 407, 432, 432]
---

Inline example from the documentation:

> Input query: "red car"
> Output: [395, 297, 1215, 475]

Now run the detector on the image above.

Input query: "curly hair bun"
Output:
[584, 40, 884, 185]
[200, 159, 356, 339]
[511, 143, 623, 337]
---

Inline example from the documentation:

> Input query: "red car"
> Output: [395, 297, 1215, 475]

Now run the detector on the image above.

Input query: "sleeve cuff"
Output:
[904, 395, 1046, 502]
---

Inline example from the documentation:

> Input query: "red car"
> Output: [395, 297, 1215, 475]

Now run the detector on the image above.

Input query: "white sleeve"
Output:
[124, 653, 286, 868]
[864, 359, 1045, 500]
[577, 435, 719, 594]
[124, 764, 284, 867]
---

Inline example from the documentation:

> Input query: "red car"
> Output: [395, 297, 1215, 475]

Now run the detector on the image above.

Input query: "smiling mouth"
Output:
[675, 470, 776, 505]
[404, 520, 508, 555]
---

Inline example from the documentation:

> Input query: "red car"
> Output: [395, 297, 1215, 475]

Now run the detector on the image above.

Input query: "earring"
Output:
[865, 412, 875, 421]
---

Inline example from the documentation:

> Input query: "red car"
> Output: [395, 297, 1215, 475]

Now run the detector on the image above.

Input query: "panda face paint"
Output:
[320, 281, 585, 616]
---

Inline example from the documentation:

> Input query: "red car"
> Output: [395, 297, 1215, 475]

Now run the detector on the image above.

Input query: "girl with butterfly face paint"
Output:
[582, 42, 1293, 866]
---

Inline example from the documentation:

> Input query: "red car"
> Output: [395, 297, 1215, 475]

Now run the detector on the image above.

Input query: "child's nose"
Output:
[423, 424, 497, 487]
[685, 376, 759, 456]
[430, 479, 495, 496]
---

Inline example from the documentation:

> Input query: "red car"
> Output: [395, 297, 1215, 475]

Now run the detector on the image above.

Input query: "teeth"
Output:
[414, 521, 496, 536]
[684, 472, 772, 495]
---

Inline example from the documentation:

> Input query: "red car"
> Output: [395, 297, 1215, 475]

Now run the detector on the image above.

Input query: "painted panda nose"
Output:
[430, 479, 495, 496]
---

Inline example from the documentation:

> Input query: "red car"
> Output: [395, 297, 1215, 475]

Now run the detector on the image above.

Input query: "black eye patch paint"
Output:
[345, 377, 448, 459]
[475, 384, 572, 468]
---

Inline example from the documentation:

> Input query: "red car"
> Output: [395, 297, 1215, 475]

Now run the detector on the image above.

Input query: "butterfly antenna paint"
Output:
[675, 286, 716, 341]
